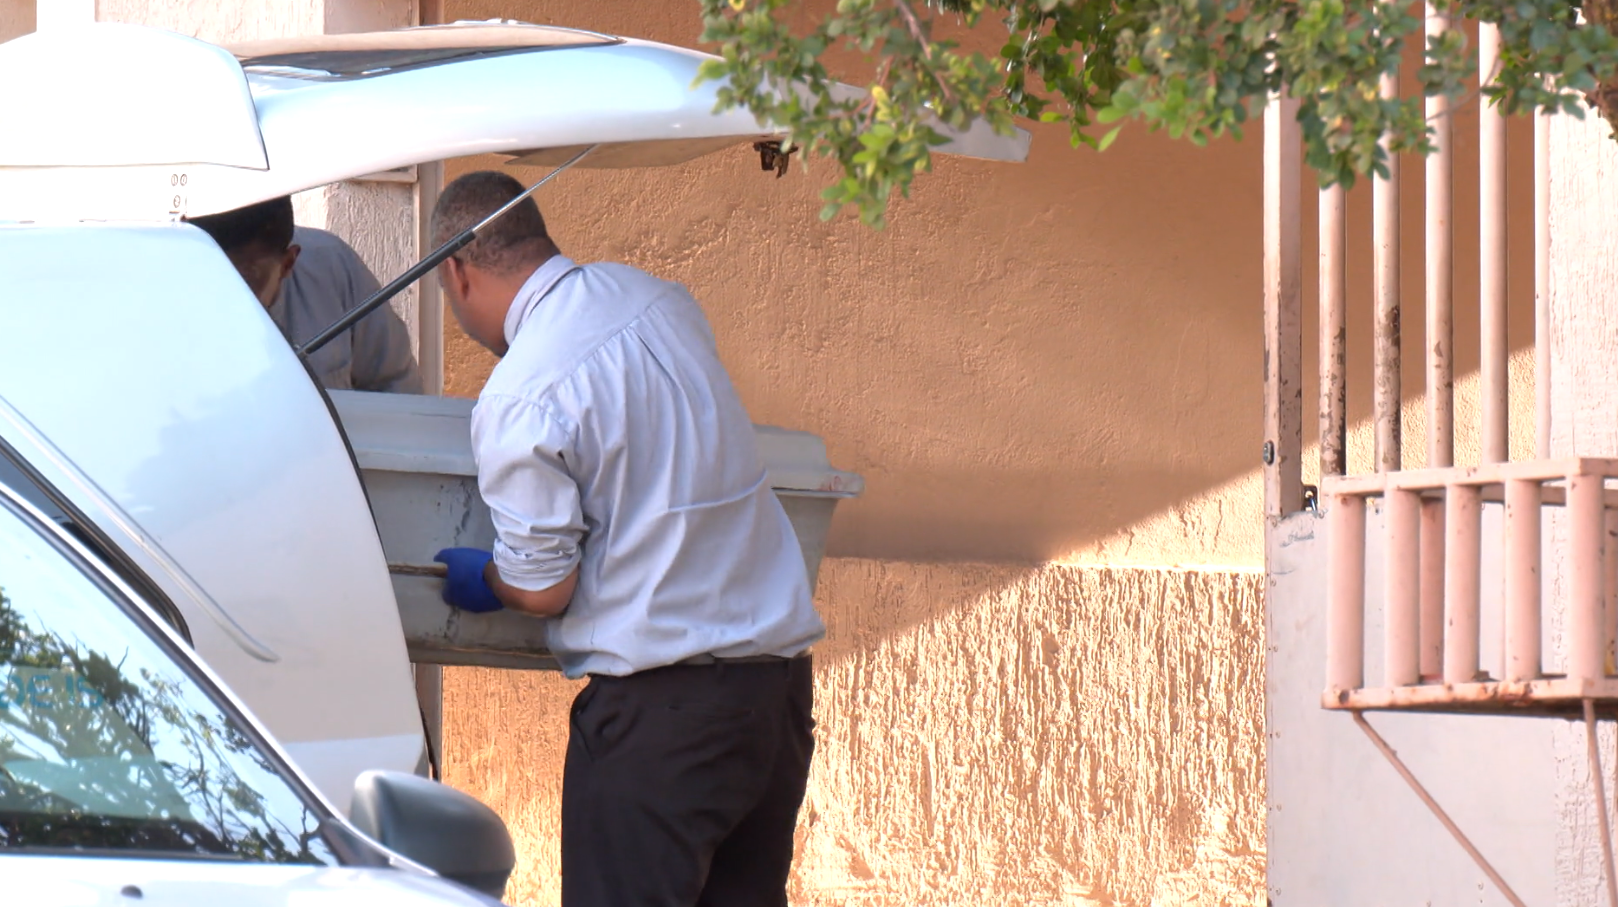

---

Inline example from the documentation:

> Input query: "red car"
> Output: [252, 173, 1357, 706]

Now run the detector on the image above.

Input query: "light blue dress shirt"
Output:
[471, 255, 825, 678]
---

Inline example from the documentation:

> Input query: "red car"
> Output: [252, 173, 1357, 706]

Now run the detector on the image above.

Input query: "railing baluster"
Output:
[1426, 2, 1454, 469]
[1534, 109, 1551, 459]
[1374, 69, 1402, 473]
[1445, 483, 1482, 684]
[1479, 24, 1509, 465]
[1420, 498, 1447, 678]
[1503, 478, 1542, 682]
[1328, 494, 1368, 691]
[1320, 184, 1348, 479]
[1570, 473, 1606, 683]
[1387, 488, 1422, 685]
[1604, 507, 1618, 675]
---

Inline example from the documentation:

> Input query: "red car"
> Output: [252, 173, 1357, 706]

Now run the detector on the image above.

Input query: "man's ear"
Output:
[280, 244, 301, 279]
[443, 256, 471, 300]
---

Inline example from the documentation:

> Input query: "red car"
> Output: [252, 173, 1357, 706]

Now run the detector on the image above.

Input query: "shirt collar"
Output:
[503, 255, 578, 347]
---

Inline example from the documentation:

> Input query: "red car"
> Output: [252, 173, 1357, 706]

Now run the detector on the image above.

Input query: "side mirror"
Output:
[349, 770, 516, 900]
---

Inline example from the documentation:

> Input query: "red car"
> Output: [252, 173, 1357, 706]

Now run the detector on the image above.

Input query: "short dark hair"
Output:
[187, 196, 295, 257]
[430, 171, 553, 275]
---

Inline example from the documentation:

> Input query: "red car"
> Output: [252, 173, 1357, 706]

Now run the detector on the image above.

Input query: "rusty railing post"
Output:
[1426, 2, 1455, 470]
[1374, 68, 1403, 473]
[1320, 183, 1348, 479]
[1265, 94, 1304, 516]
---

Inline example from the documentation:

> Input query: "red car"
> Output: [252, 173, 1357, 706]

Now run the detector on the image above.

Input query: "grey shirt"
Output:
[271, 227, 422, 394]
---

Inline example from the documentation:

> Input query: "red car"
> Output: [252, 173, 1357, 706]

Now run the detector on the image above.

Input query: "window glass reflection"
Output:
[0, 504, 334, 863]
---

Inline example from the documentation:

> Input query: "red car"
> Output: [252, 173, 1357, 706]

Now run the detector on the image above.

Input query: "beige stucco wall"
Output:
[437, 4, 1269, 569]
[435, 3, 1270, 906]
[0, 1, 1545, 902]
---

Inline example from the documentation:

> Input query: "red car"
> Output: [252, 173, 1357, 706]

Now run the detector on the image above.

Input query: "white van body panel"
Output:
[0, 223, 422, 810]
[3, 856, 497, 907]
[0, 23, 267, 170]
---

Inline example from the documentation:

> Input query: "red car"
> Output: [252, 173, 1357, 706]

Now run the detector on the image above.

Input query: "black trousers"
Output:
[560, 656, 815, 907]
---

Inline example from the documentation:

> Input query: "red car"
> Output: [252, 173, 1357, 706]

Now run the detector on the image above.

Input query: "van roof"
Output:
[229, 22, 619, 80]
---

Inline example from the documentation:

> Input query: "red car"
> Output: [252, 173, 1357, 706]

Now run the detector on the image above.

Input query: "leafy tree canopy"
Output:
[698, 0, 1618, 226]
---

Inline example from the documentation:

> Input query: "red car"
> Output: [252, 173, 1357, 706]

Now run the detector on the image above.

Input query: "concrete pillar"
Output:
[1547, 103, 1618, 904]
[1549, 113, 1618, 460]
[0, 0, 34, 40]
[302, 0, 426, 384]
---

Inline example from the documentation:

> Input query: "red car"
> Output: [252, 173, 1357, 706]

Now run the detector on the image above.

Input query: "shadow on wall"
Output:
[436, 0, 1268, 568]
[442, 121, 1538, 569]
[442, 126, 1270, 567]
[438, 1, 1539, 574]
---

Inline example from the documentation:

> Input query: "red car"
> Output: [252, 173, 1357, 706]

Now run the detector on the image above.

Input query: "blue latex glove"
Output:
[433, 548, 504, 614]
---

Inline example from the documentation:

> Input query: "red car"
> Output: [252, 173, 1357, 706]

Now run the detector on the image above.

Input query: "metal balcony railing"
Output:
[1259, 8, 1618, 901]
[1323, 459, 1618, 716]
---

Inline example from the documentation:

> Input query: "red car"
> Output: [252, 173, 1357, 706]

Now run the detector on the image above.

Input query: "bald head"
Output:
[430, 170, 557, 276]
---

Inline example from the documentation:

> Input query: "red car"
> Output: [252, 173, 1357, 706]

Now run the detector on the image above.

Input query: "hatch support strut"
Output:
[300, 144, 597, 357]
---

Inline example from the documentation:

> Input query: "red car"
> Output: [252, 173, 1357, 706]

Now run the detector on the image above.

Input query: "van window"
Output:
[0, 495, 335, 864]
[0, 441, 191, 643]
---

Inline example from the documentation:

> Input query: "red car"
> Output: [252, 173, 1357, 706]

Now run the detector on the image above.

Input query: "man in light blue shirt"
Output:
[429, 171, 823, 907]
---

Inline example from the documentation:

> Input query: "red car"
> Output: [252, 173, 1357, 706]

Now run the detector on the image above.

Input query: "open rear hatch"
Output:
[0, 20, 1029, 221]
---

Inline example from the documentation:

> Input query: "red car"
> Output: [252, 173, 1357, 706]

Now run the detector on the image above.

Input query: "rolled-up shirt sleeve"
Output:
[471, 393, 584, 591]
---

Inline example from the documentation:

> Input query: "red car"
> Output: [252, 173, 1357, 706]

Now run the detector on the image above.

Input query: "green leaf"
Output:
[1096, 124, 1124, 151]
[1095, 104, 1129, 124]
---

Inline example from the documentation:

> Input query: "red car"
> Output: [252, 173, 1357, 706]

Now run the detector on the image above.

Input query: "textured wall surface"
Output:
[423, 1, 1281, 904]
[432, 5, 1273, 904]
[446, 562, 1266, 907]
[438, 0, 1270, 569]
[95, 0, 323, 43]
[1547, 103, 1618, 907]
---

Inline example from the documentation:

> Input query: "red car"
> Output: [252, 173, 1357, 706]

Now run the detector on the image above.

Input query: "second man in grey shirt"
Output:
[189, 195, 422, 394]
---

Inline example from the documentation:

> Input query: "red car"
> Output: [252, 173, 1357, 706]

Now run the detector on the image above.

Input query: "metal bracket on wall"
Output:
[754, 140, 794, 178]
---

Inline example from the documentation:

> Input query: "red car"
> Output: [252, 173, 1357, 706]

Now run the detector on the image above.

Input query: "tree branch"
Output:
[894, 0, 957, 104]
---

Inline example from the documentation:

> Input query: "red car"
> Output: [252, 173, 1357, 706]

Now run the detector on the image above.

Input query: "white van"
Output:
[0, 18, 1027, 828]
[0, 451, 516, 900]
